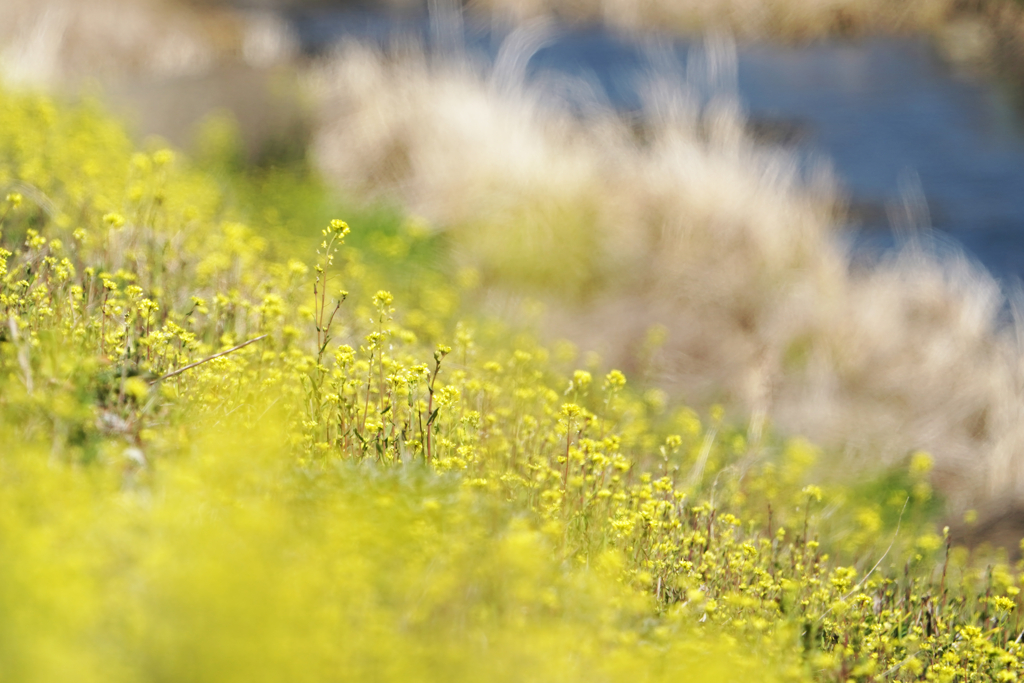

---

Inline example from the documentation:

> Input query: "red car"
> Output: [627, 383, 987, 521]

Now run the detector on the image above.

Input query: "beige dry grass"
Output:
[466, 0, 957, 39]
[0, 0, 300, 88]
[309, 28, 1024, 513]
[171, 0, 959, 39]
[0, 0, 224, 86]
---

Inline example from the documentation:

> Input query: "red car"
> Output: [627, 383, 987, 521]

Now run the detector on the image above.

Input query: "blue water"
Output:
[286, 8, 1024, 281]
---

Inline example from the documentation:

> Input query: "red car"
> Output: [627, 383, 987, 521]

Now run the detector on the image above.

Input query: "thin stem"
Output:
[563, 416, 573, 490]
[150, 334, 268, 384]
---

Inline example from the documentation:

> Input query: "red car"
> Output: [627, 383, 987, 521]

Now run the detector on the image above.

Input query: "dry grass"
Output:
[465, 0, 958, 39]
[308, 28, 1024, 513]
[0, 0, 300, 88]
[0, 0, 221, 85]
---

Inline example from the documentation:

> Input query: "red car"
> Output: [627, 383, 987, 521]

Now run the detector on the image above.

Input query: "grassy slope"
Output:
[0, 83, 1023, 682]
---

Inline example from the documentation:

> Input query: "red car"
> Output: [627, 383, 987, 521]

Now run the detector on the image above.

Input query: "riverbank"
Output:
[2, 79, 1024, 682]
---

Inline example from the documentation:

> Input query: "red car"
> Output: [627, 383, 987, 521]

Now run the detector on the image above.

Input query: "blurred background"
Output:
[7, 0, 1024, 277]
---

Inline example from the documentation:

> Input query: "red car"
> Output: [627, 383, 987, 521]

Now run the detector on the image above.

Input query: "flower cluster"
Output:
[1, 83, 1022, 683]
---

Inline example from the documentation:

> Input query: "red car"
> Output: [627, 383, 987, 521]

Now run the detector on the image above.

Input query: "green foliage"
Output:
[1, 83, 1023, 682]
